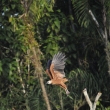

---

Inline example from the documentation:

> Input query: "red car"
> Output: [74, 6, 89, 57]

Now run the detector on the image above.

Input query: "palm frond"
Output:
[72, 0, 90, 27]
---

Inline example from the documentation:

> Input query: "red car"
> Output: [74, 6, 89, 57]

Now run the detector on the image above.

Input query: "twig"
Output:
[88, 10, 105, 40]
[89, 10, 99, 27]
[83, 88, 92, 109]
[16, 58, 26, 93]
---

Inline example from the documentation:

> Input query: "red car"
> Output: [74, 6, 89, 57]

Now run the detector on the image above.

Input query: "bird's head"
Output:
[47, 80, 52, 84]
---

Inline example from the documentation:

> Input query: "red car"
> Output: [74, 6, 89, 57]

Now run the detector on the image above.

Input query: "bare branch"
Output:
[83, 88, 102, 110]
[16, 58, 26, 93]
[93, 92, 102, 110]
[83, 88, 92, 109]
[89, 10, 105, 39]
[89, 10, 99, 27]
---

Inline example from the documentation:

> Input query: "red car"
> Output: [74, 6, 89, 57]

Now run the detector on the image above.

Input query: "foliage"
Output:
[96, 101, 110, 110]
[0, 0, 110, 110]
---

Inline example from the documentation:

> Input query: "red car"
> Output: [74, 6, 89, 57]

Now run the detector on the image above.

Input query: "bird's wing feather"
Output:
[46, 60, 54, 79]
[51, 52, 66, 77]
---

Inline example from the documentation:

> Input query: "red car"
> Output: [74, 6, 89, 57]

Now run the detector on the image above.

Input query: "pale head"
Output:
[47, 80, 52, 84]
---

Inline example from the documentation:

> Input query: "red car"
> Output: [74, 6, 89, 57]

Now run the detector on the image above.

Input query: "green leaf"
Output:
[54, 20, 60, 29]
[52, 24, 55, 30]
[45, 13, 50, 17]
[47, 27, 50, 33]
[55, 28, 59, 33]
[11, 4, 15, 9]
[46, 7, 53, 12]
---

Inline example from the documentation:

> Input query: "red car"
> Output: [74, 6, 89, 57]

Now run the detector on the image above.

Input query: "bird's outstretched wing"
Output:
[46, 52, 70, 94]
[46, 60, 53, 79]
[50, 52, 66, 78]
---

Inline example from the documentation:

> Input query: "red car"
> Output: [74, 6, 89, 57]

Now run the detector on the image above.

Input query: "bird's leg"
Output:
[65, 89, 70, 95]
[60, 81, 70, 95]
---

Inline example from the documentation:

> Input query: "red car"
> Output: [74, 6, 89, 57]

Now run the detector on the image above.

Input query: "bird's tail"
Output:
[63, 78, 68, 83]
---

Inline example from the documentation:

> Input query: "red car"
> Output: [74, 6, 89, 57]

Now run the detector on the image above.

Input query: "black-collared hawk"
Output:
[46, 52, 70, 95]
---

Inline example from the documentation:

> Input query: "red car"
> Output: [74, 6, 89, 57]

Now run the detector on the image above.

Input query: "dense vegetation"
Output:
[0, 0, 110, 110]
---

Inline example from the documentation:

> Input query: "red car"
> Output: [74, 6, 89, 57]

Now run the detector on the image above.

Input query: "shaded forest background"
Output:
[0, 0, 110, 110]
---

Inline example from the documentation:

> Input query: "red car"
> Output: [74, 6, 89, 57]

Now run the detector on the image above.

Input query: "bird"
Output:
[46, 52, 70, 95]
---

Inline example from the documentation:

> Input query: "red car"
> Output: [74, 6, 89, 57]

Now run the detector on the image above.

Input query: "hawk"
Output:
[46, 52, 70, 94]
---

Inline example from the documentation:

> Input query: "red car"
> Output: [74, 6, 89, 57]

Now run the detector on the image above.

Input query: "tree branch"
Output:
[83, 88, 102, 110]
[89, 10, 105, 39]
[93, 92, 102, 110]
[83, 88, 92, 110]
[89, 10, 99, 27]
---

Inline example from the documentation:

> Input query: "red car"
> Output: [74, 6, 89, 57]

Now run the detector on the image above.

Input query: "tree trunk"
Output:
[39, 77, 51, 110]
[20, 1, 52, 110]
[31, 47, 51, 110]
[89, 8, 110, 75]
